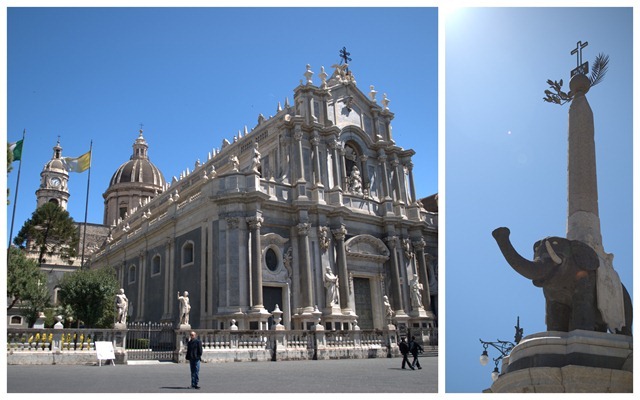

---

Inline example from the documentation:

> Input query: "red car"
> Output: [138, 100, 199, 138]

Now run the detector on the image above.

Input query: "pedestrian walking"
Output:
[398, 337, 414, 370]
[409, 336, 423, 370]
[186, 331, 203, 389]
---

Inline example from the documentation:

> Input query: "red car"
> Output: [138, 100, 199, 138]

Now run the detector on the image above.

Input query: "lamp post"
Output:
[478, 316, 523, 382]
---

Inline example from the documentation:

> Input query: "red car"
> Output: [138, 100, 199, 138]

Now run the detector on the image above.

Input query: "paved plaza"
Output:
[7, 355, 437, 394]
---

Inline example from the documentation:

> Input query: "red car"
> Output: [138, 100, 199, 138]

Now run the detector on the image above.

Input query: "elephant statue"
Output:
[492, 227, 632, 336]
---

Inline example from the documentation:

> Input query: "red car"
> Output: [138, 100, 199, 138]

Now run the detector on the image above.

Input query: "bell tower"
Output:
[36, 139, 70, 210]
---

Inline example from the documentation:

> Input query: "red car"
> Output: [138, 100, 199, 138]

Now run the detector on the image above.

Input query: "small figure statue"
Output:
[229, 154, 239, 172]
[323, 265, 340, 307]
[251, 142, 261, 173]
[384, 295, 395, 321]
[115, 288, 129, 325]
[409, 276, 423, 309]
[348, 165, 363, 195]
[178, 291, 191, 326]
[318, 226, 331, 252]
[403, 238, 413, 260]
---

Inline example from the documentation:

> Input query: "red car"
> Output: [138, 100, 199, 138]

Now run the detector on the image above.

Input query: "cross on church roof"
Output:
[339, 47, 351, 70]
[570, 40, 589, 77]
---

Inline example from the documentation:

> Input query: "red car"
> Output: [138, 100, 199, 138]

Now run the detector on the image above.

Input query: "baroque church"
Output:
[17, 61, 438, 334]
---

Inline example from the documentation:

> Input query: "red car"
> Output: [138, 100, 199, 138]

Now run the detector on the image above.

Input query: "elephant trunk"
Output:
[492, 227, 557, 281]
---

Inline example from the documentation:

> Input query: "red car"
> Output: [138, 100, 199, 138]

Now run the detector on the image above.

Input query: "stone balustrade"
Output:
[7, 327, 435, 365]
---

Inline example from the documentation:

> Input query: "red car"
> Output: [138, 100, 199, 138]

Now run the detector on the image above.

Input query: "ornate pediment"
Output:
[262, 233, 289, 247]
[345, 234, 390, 262]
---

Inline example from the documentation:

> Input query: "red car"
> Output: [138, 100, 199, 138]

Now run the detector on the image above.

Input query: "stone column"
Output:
[378, 151, 394, 215]
[332, 225, 352, 314]
[311, 133, 323, 187]
[163, 238, 173, 320]
[339, 144, 347, 189]
[136, 251, 145, 321]
[360, 155, 369, 195]
[406, 162, 417, 205]
[297, 222, 314, 313]
[330, 139, 342, 190]
[294, 126, 306, 184]
[390, 156, 404, 205]
[293, 126, 308, 200]
[385, 236, 406, 316]
[248, 214, 264, 311]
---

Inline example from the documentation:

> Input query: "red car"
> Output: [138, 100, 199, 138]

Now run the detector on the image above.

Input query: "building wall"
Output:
[90, 66, 438, 331]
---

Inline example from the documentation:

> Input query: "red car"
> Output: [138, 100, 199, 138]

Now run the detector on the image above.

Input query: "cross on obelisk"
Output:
[570, 40, 589, 77]
[565, 43, 626, 332]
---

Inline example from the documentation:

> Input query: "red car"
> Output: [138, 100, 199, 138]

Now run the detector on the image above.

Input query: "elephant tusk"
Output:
[545, 240, 562, 265]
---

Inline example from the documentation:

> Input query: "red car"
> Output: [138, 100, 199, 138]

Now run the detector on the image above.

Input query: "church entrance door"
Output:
[263, 286, 283, 329]
[353, 277, 373, 329]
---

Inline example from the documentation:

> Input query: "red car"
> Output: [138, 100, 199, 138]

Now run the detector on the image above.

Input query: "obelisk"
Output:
[565, 70, 625, 333]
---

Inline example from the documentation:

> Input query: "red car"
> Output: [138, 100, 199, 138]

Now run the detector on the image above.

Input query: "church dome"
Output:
[107, 131, 166, 188]
[102, 130, 166, 225]
[109, 157, 165, 187]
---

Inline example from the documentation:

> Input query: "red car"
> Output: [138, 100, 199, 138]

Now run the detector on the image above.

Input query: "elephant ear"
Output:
[571, 240, 600, 271]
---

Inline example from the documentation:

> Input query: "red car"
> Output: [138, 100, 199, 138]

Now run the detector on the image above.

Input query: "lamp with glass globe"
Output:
[478, 316, 523, 383]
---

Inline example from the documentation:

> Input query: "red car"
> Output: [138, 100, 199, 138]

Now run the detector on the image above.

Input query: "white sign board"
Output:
[95, 341, 115, 366]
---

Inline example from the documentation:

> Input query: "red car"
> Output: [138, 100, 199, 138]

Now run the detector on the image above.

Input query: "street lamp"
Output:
[478, 316, 523, 382]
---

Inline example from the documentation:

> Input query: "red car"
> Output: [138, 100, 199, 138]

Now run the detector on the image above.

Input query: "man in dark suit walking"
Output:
[409, 335, 423, 370]
[186, 331, 203, 389]
[399, 337, 413, 370]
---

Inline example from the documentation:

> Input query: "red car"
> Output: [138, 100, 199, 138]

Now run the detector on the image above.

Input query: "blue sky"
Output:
[444, 6, 634, 393]
[4, 6, 438, 243]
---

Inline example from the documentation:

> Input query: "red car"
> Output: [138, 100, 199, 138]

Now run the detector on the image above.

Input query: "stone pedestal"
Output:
[311, 185, 325, 204]
[488, 330, 632, 393]
[247, 308, 271, 330]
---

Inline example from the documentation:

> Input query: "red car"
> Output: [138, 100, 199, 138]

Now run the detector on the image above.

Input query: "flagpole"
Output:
[80, 140, 92, 268]
[8, 129, 26, 251]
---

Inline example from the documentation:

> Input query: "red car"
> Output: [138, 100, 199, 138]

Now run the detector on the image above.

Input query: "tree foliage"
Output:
[57, 267, 119, 328]
[7, 246, 50, 325]
[13, 202, 79, 265]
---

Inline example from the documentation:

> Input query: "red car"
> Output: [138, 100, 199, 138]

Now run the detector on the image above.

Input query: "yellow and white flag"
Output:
[62, 150, 91, 173]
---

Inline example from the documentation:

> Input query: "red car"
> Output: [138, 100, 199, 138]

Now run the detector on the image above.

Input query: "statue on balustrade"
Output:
[115, 288, 129, 325]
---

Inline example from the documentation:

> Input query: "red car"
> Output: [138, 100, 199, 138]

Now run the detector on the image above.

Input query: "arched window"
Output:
[10, 315, 23, 325]
[182, 241, 194, 266]
[151, 254, 161, 276]
[128, 265, 136, 284]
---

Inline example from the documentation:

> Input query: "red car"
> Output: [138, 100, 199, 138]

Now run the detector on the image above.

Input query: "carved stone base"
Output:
[488, 330, 633, 393]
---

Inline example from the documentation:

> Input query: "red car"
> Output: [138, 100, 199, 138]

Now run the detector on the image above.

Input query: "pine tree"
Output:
[13, 202, 80, 265]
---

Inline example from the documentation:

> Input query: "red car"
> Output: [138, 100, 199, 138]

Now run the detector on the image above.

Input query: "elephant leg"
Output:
[546, 300, 571, 331]
[571, 272, 599, 331]
[618, 284, 633, 336]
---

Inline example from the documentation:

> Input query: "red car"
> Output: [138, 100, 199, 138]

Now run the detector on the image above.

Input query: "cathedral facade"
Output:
[89, 63, 438, 332]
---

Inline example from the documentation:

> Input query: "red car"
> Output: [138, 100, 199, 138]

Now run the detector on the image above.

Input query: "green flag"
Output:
[9, 139, 23, 161]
